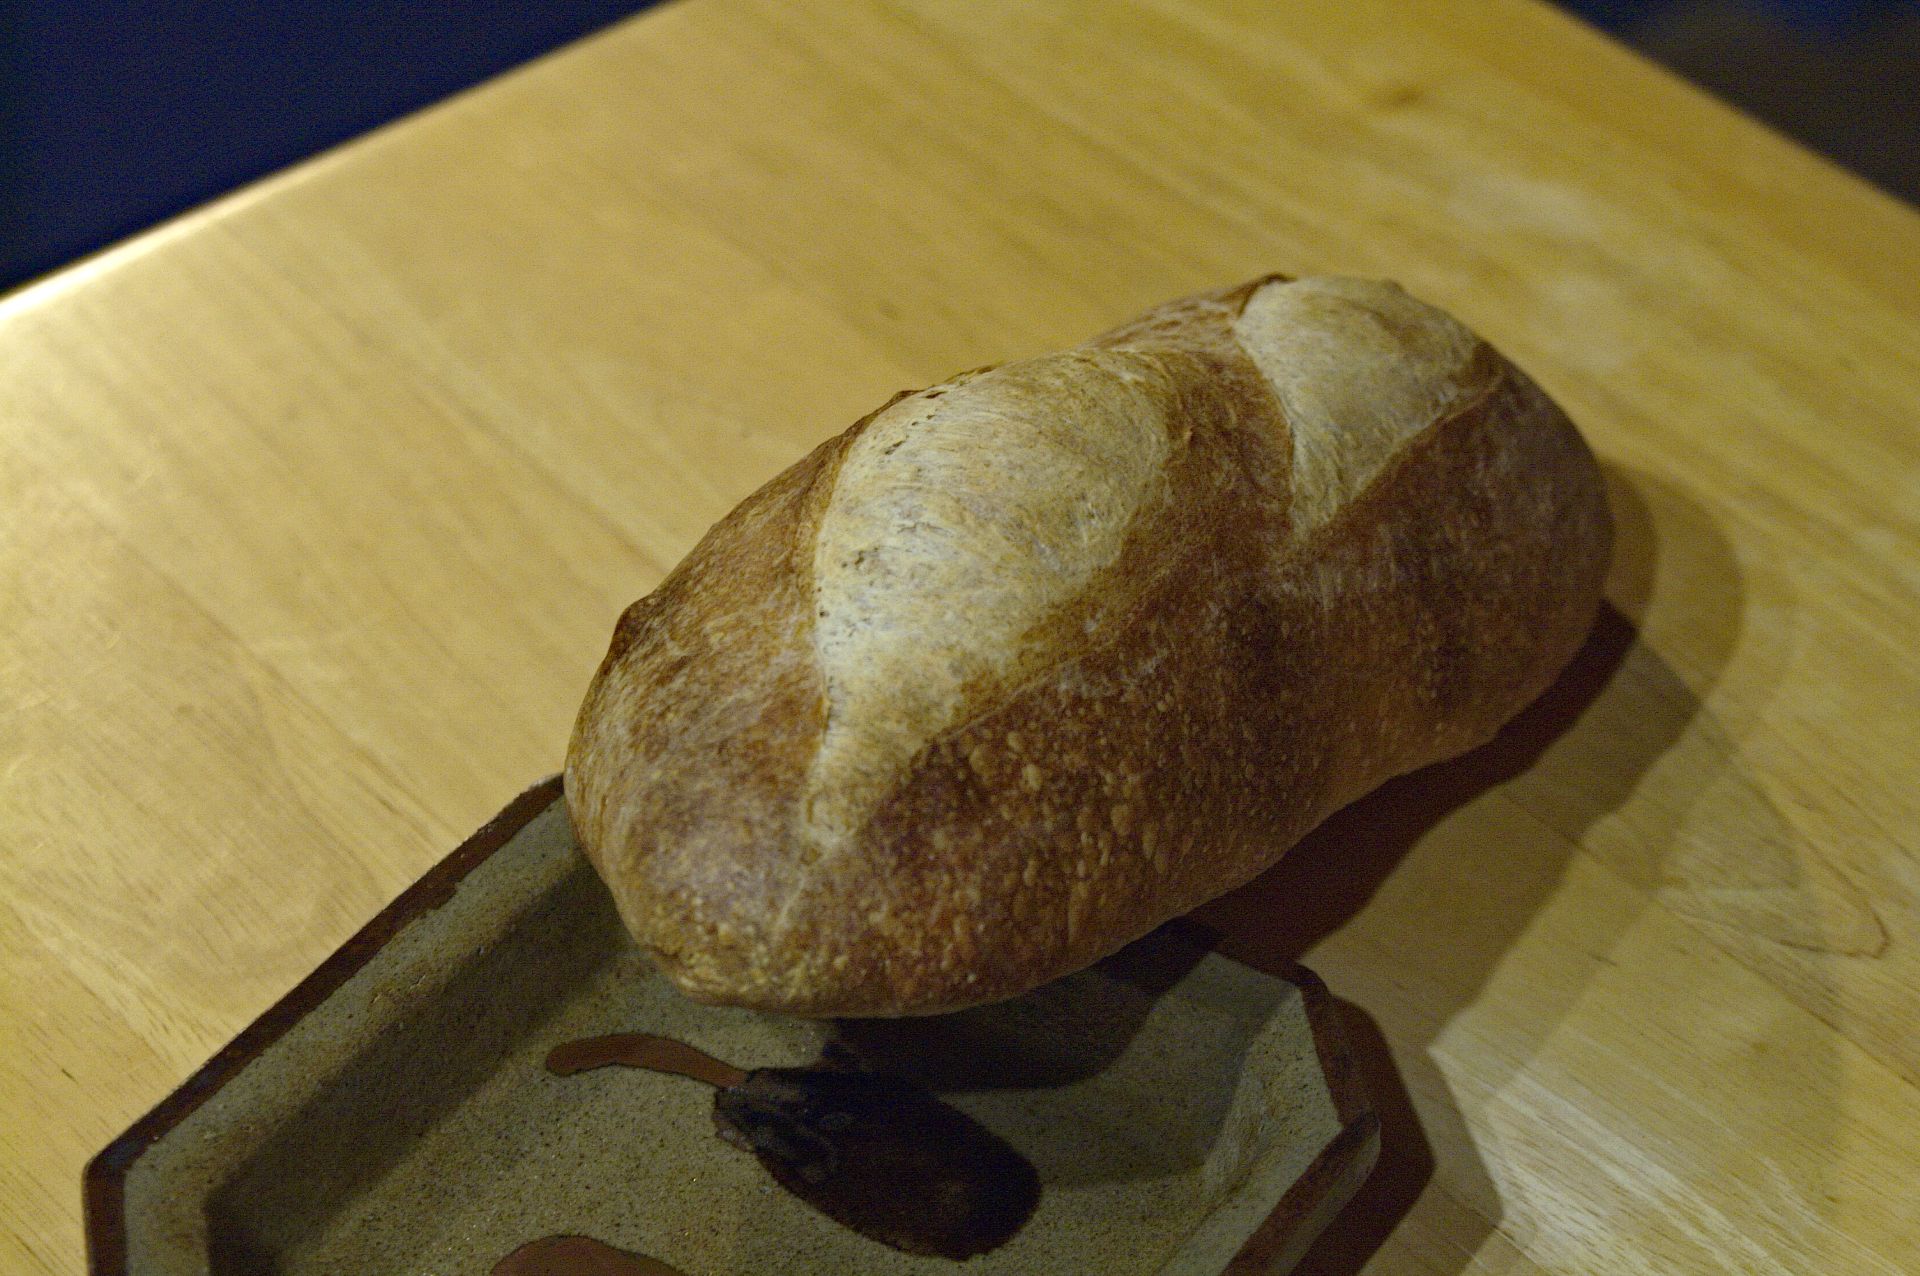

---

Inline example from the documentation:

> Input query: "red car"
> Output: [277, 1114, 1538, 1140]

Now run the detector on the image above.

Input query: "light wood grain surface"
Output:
[5, 0, 1918, 1272]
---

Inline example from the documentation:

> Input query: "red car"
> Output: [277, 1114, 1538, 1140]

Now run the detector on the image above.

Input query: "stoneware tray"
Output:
[86, 777, 1377, 1275]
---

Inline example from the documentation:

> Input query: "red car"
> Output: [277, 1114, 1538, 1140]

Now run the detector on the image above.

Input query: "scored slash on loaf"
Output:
[565, 274, 1612, 1017]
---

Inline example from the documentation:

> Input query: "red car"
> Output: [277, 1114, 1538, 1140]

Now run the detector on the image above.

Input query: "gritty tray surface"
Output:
[87, 777, 1376, 1276]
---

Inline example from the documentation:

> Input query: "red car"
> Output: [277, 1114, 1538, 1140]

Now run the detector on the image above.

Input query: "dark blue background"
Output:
[0, 1, 649, 289]
[0, 0, 1908, 293]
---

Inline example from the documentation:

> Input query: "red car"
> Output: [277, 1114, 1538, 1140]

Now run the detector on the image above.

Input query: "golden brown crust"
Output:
[564, 427, 846, 991]
[565, 276, 1612, 1016]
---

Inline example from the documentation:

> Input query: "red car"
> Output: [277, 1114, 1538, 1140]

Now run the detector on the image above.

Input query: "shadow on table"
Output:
[1193, 460, 1756, 1273]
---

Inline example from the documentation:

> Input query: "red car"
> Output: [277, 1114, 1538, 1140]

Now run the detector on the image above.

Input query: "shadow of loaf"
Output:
[566, 273, 1612, 1016]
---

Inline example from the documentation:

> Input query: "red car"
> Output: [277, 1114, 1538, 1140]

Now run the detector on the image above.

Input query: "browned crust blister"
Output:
[566, 276, 1612, 1016]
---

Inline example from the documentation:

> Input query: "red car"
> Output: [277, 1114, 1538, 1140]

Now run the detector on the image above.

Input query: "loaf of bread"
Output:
[566, 274, 1611, 1017]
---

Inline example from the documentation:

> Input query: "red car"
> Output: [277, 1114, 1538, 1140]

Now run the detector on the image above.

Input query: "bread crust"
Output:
[566, 275, 1612, 1015]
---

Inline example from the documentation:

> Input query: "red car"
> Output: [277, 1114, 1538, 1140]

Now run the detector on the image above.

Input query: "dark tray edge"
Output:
[84, 773, 1377, 1276]
[1223, 965, 1382, 1273]
[82, 774, 566, 1276]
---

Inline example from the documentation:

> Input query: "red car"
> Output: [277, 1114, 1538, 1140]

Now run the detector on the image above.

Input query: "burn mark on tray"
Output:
[490, 1234, 686, 1275]
[546, 1032, 1040, 1259]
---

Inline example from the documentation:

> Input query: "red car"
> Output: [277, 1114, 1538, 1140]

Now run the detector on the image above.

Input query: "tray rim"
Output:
[83, 774, 1376, 1275]
[1223, 965, 1380, 1274]
[83, 775, 566, 1276]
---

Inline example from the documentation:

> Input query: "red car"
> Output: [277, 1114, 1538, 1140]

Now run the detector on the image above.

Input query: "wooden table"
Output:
[5, 1, 1917, 1271]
